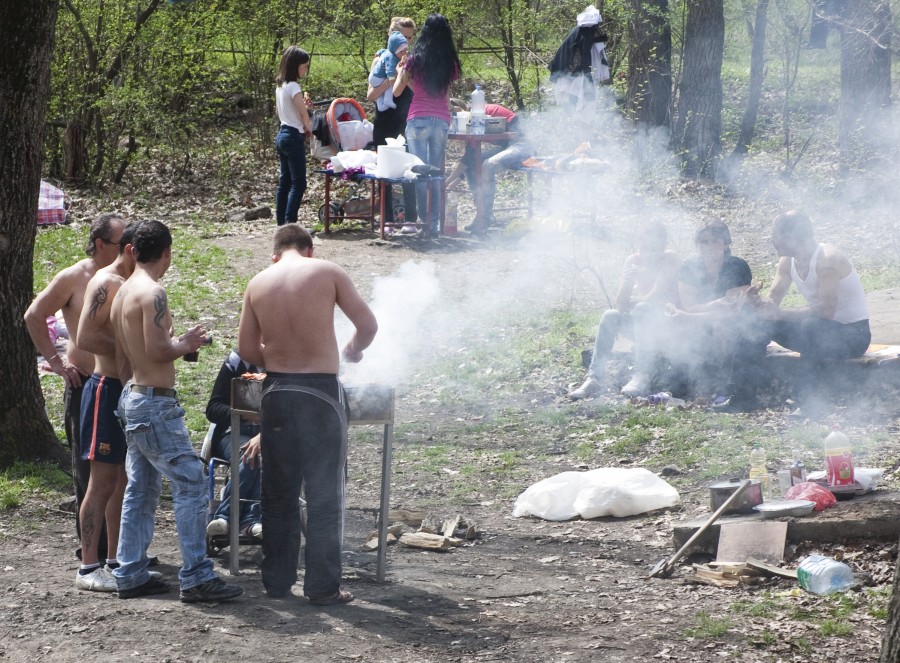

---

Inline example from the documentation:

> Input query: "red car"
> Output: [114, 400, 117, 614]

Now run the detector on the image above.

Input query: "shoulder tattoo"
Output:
[153, 292, 168, 329]
[87, 285, 109, 319]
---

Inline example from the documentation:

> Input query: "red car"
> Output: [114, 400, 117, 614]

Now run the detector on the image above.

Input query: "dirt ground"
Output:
[6, 173, 900, 661]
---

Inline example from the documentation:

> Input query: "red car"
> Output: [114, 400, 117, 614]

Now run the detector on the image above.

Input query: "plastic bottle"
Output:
[790, 449, 807, 486]
[749, 445, 769, 497]
[824, 425, 854, 487]
[796, 554, 856, 595]
[470, 84, 486, 135]
[444, 191, 459, 236]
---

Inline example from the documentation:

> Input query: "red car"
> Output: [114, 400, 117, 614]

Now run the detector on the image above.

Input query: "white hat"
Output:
[576, 4, 602, 27]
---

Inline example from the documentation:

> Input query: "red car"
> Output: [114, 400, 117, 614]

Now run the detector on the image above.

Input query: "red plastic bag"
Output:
[785, 481, 837, 511]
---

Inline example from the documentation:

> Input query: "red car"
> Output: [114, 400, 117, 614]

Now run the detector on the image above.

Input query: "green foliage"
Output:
[683, 611, 733, 638]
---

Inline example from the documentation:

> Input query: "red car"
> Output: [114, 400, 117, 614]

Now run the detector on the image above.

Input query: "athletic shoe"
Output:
[568, 375, 603, 400]
[118, 576, 170, 599]
[244, 522, 262, 540]
[206, 518, 228, 537]
[75, 566, 117, 592]
[104, 564, 162, 581]
[621, 373, 652, 398]
[398, 223, 418, 235]
[180, 577, 243, 603]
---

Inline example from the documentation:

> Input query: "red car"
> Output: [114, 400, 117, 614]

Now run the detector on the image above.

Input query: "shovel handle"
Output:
[658, 479, 752, 575]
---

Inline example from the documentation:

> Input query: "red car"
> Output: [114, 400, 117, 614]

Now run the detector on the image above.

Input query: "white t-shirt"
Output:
[276, 81, 304, 132]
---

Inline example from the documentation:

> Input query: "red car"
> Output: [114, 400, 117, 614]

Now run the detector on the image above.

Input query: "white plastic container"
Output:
[796, 554, 855, 595]
[824, 425, 854, 487]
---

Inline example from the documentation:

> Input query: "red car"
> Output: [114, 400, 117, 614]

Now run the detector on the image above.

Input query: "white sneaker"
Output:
[206, 518, 228, 537]
[621, 373, 652, 398]
[246, 522, 263, 540]
[75, 566, 117, 592]
[568, 375, 603, 400]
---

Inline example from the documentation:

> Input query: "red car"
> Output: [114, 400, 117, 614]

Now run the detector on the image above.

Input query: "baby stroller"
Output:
[313, 99, 404, 225]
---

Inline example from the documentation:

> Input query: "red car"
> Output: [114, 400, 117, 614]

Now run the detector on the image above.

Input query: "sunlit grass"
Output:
[0, 462, 71, 510]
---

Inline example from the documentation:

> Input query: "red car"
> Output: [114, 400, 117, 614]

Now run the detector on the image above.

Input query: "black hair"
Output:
[118, 220, 142, 254]
[131, 220, 172, 264]
[273, 224, 313, 255]
[276, 46, 311, 86]
[85, 213, 123, 256]
[405, 14, 461, 98]
[695, 220, 732, 255]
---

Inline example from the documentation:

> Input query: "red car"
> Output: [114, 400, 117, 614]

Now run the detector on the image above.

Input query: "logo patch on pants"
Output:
[98, 443, 111, 456]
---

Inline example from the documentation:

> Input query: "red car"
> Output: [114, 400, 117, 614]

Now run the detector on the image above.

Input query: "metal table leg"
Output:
[376, 422, 394, 582]
[228, 410, 241, 574]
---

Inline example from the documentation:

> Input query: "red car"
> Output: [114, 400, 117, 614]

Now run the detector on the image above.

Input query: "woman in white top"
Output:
[275, 46, 313, 225]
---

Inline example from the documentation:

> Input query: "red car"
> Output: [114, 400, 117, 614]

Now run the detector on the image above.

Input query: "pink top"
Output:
[406, 60, 457, 123]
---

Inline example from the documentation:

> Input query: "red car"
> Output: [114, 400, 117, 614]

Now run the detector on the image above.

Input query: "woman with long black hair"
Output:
[393, 14, 461, 237]
[274, 46, 313, 225]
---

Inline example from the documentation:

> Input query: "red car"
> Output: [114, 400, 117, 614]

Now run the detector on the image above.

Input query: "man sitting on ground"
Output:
[748, 209, 870, 411]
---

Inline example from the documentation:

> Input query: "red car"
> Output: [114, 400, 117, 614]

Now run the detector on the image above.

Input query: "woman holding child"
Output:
[367, 18, 418, 230]
[392, 14, 461, 237]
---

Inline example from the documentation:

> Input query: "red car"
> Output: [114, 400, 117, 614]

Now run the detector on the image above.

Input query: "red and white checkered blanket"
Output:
[37, 180, 67, 226]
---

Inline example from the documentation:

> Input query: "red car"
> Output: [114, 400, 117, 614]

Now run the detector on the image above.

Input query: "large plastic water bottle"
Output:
[470, 84, 486, 135]
[796, 554, 856, 595]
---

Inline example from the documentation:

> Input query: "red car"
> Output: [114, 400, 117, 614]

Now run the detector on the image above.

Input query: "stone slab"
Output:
[672, 489, 900, 556]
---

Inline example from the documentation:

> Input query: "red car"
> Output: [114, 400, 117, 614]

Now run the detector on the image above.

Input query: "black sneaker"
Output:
[180, 577, 243, 603]
[118, 576, 170, 599]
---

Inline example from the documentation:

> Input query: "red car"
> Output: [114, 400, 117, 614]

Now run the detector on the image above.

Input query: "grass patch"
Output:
[0, 462, 72, 510]
[819, 619, 853, 637]
[683, 611, 732, 639]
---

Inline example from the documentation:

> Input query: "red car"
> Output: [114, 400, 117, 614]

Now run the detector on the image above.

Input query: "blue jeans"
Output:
[406, 117, 449, 231]
[275, 126, 307, 225]
[212, 432, 261, 526]
[114, 388, 216, 591]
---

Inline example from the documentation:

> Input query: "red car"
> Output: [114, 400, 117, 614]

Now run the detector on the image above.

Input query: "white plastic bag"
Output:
[337, 119, 374, 151]
[330, 149, 376, 173]
[513, 468, 680, 520]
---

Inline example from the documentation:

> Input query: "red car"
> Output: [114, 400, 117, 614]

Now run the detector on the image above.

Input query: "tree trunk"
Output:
[838, 0, 892, 173]
[0, 0, 67, 469]
[732, 0, 770, 156]
[672, 0, 725, 179]
[625, 0, 672, 127]
[880, 540, 900, 660]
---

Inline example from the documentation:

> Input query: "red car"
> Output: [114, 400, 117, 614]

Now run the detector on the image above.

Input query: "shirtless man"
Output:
[238, 225, 377, 602]
[110, 220, 241, 603]
[71, 221, 140, 592]
[568, 221, 680, 400]
[749, 209, 870, 409]
[24, 213, 125, 556]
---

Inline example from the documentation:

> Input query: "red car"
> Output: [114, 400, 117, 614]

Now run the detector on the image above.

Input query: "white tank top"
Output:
[790, 244, 868, 324]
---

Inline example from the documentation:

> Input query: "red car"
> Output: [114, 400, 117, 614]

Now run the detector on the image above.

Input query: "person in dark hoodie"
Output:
[548, 5, 610, 112]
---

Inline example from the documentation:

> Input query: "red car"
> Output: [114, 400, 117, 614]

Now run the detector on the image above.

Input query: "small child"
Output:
[368, 19, 413, 112]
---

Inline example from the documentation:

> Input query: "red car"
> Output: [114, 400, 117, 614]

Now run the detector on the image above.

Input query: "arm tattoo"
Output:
[87, 285, 108, 319]
[153, 292, 168, 329]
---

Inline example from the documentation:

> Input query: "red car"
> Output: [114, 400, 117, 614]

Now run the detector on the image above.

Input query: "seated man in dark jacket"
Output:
[205, 350, 263, 539]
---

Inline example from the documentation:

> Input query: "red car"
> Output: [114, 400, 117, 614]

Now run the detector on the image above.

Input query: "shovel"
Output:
[649, 479, 751, 579]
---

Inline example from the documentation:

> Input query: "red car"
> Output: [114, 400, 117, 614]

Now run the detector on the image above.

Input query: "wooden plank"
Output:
[716, 522, 787, 564]
[747, 557, 798, 579]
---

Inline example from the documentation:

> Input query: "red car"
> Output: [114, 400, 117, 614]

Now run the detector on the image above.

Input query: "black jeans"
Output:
[771, 317, 871, 402]
[259, 373, 347, 598]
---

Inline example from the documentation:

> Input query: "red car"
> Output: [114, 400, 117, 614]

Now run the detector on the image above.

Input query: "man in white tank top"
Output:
[748, 209, 870, 408]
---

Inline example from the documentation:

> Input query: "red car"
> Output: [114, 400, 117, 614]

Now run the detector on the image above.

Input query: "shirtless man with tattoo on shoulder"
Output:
[71, 221, 141, 592]
[24, 213, 125, 561]
[110, 220, 241, 603]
